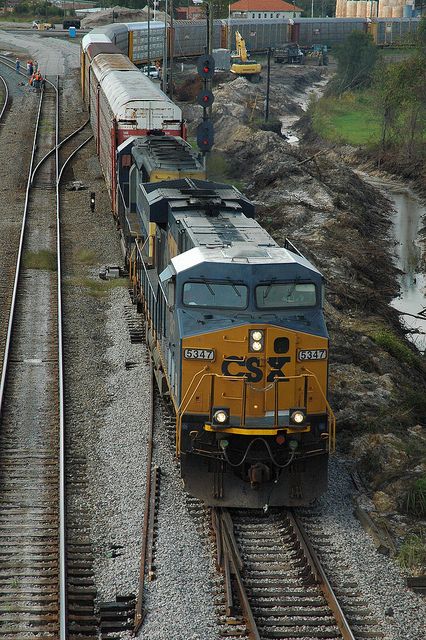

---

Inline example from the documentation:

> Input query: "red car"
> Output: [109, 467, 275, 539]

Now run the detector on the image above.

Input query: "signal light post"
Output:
[196, 52, 215, 155]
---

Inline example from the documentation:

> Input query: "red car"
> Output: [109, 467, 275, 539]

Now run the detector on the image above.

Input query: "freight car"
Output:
[81, 34, 336, 508]
[82, 17, 419, 69]
[81, 41, 184, 211]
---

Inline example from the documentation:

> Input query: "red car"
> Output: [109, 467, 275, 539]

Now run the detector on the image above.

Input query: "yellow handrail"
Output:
[176, 371, 336, 453]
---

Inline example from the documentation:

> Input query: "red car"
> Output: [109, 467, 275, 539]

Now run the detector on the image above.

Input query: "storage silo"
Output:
[346, 0, 357, 16]
[357, 1, 367, 16]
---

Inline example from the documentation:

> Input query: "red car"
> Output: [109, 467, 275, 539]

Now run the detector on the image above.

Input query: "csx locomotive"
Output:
[82, 38, 335, 508]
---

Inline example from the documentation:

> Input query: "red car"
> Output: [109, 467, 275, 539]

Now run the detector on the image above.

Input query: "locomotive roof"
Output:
[132, 136, 203, 174]
[140, 179, 322, 277]
[171, 245, 320, 271]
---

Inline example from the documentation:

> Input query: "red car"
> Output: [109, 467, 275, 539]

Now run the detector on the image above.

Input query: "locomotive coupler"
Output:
[248, 462, 271, 488]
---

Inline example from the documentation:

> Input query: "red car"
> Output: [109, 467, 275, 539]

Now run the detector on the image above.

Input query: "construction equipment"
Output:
[230, 31, 261, 82]
[33, 21, 56, 31]
[274, 43, 304, 64]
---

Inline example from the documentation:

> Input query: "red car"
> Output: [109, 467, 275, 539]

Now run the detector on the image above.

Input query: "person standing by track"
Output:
[15, 58, 20, 74]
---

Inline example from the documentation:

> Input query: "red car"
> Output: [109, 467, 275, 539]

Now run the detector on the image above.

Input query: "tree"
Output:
[330, 31, 378, 95]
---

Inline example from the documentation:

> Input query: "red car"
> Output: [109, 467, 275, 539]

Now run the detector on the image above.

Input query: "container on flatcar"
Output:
[128, 21, 164, 64]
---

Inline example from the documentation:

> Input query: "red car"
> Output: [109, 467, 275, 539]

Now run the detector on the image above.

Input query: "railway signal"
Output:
[196, 53, 215, 154]
[196, 89, 214, 108]
[196, 54, 215, 79]
[196, 120, 214, 152]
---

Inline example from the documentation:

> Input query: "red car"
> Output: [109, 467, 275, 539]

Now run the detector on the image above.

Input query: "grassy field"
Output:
[311, 91, 382, 146]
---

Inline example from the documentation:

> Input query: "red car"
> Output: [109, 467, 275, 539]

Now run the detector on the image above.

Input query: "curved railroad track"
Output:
[0, 74, 9, 119]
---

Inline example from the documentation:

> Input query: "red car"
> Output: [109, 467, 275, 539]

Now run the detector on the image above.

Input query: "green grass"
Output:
[398, 533, 426, 570]
[311, 91, 382, 146]
[405, 477, 426, 518]
[67, 277, 128, 298]
[372, 329, 417, 366]
[75, 249, 96, 265]
[23, 250, 57, 271]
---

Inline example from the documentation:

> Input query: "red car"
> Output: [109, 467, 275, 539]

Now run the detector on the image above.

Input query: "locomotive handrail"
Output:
[177, 371, 336, 453]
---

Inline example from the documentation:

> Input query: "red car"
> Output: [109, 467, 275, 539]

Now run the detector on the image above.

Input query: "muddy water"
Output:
[369, 178, 426, 353]
[280, 77, 329, 146]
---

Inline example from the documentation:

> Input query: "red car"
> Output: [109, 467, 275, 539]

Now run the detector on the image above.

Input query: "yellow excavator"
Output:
[230, 31, 262, 82]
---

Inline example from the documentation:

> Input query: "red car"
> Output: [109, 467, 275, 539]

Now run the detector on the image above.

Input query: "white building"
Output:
[229, 0, 303, 20]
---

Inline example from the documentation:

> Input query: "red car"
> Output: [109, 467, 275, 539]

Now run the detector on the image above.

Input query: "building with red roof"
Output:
[229, 0, 302, 19]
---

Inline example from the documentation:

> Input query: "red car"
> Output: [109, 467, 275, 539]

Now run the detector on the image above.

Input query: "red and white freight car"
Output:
[83, 42, 185, 212]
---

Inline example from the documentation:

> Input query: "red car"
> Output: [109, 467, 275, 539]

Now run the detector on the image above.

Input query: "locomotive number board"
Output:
[184, 348, 215, 360]
[297, 349, 328, 362]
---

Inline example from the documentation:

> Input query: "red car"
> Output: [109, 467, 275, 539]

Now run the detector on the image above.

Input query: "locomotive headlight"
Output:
[213, 408, 229, 426]
[250, 329, 264, 352]
[290, 409, 306, 426]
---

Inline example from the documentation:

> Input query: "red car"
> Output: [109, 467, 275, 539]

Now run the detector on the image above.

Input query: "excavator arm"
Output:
[235, 31, 248, 63]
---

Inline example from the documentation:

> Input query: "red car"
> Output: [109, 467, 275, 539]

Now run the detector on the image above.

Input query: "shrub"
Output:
[372, 329, 416, 365]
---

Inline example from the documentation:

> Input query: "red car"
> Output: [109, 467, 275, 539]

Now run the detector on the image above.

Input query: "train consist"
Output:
[81, 16, 419, 67]
[82, 29, 335, 508]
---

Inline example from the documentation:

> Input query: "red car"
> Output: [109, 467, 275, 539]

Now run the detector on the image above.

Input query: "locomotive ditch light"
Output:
[212, 408, 229, 426]
[249, 329, 264, 352]
[289, 409, 306, 426]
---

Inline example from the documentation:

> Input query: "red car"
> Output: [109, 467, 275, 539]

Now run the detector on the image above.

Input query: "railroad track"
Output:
[0, 76, 95, 638]
[210, 507, 385, 640]
[0, 73, 9, 119]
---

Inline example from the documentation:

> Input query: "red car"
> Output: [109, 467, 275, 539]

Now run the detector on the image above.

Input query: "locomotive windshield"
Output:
[256, 282, 317, 308]
[183, 282, 248, 309]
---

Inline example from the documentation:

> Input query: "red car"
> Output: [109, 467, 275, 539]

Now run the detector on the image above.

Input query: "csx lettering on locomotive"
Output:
[222, 356, 291, 382]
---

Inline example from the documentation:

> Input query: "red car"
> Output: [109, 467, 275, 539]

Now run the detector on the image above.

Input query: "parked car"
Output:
[142, 65, 160, 79]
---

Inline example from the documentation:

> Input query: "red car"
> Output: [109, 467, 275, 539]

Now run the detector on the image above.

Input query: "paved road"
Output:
[0, 29, 80, 75]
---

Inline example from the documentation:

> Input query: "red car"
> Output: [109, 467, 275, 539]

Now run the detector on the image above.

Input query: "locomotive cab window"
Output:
[256, 282, 317, 308]
[183, 282, 248, 309]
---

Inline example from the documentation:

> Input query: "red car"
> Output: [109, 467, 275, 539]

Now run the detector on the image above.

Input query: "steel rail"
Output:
[219, 509, 261, 640]
[0, 74, 9, 120]
[134, 363, 156, 633]
[0, 80, 46, 415]
[58, 134, 93, 182]
[289, 510, 357, 640]
[53, 74, 68, 640]
[33, 117, 91, 184]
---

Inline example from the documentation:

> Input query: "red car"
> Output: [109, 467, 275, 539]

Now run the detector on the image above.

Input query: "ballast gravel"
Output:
[312, 456, 426, 640]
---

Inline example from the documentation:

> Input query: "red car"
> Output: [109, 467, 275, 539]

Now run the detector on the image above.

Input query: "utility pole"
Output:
[206, 1, 213, 116]
[162, 0, 168, 93]
[148, 0, 151, 73]
[265, 48, 271, 123]
[169, 0, 174, 99]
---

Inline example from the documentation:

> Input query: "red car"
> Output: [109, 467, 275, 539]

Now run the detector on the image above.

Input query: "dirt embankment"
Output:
[181, 67, 426, 535]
